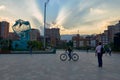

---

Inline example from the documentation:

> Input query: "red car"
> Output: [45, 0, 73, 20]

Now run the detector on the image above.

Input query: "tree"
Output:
[27, 41, 43, 50]
[0, 39, 12, 53]
[67, 40, 73, 47]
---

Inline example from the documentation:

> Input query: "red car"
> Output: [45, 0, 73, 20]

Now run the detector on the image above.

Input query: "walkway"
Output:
[0, 50, 119, 80]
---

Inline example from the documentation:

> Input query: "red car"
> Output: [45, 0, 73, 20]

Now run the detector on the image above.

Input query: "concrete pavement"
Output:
[0, 50, 120, 80]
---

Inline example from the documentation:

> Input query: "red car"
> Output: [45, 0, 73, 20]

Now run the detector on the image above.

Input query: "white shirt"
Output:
[95, 45, 102, 53]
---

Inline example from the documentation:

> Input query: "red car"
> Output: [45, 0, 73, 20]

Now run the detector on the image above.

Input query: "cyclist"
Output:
[67, 46, 73, 61]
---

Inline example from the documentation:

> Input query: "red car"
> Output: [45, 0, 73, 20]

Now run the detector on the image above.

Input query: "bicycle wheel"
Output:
[60, 54, 67, 61]
[72, 53, 79, 61]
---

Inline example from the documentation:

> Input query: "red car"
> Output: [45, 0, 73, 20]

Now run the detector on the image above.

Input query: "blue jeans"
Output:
[68, 52, 72, 60]
[97, 53, 103, 67]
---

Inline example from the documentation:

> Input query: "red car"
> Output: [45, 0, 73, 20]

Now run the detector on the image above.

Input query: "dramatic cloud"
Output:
[0, 5, 6, 10]
[0, 0, 43, 32]
[0, 0, 120, 35]
[90, 8, 107, 15]
[56, 7, 69, 26]
[25, 0, 43, 25]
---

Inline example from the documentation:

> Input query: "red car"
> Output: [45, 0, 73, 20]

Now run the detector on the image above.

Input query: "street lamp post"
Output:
[44, 0, 49, 49]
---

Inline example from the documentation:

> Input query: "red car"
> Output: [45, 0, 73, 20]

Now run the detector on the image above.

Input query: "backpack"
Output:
[101, 46, 105, 54]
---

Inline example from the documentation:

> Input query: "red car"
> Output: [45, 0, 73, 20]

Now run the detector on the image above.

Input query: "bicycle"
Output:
[60, 52, 79, 61]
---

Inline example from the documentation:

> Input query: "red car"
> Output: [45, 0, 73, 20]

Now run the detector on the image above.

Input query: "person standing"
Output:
[95, 42, 104, 68]
[108, 47, 112, 56]
[29, 45, 33, 55]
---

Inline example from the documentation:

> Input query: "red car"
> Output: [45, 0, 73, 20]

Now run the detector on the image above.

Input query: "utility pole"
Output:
[43, 0, 49, 49]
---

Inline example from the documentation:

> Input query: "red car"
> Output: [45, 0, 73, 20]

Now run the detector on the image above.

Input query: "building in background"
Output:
[114, 32, 120, 50]
[72, 34, 80, 48]
[45, 28, 60, 47]
[100, 30, 108, 45]
[72, 34, 90, 48]
[8, 29, 41, 41]
[108, 25, 115, 43]
[8, 32, 19, 40]
[30, 29, 40, 41]
[72, 34, 98, 49]
[88, 35, 96, 48]
[107, 21, 120, 43]
[0, 21, 9, 39]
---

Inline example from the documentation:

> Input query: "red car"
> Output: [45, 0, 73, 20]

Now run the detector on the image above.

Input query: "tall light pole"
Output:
[44, 0, 49, 49]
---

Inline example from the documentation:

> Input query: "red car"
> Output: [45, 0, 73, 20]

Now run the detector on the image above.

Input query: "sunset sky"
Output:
[0, 0, 120, 35]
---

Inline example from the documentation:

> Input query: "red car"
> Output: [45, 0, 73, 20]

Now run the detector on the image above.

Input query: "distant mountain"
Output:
[60, 35, 73, 41]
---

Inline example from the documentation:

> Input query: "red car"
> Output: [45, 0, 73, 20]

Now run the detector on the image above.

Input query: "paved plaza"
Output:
[0, 50, 120, 80]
